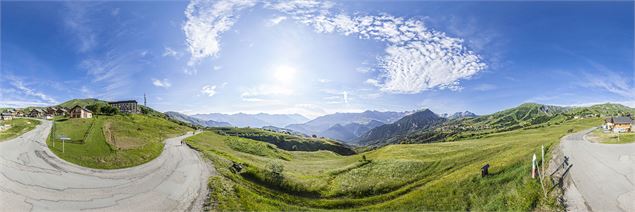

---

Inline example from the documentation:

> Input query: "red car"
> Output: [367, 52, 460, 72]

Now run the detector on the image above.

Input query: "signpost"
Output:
[59, 135, 70, 153]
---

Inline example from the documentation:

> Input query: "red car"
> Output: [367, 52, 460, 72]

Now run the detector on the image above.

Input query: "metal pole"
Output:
[63, 140, 65, 153]
[541, 145, 545, 180]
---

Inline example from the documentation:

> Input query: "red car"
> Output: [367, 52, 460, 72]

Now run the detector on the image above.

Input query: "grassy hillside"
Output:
[47, 114, 192, 169]
[588, 129, 635, 144]
[0, 118, 40, 141]
[58, 98, 109, 108]
[211, 127, 356, 155]
[399, 103, 574, 144]
[185, 118, 601, 211]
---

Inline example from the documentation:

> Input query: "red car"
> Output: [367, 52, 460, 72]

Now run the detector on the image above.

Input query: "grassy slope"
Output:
[589, 129, 635, 144]
[212, 127, 355, 155]
[0, 118, 40, 141]
[47, 114, 192, 169]
[186, 118, 601, 211]
[58, 98, 108, 108]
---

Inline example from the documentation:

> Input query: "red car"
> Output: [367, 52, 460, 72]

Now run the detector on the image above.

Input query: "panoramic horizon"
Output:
[1, 1, 635, 211]
[2, 1, 634, 119]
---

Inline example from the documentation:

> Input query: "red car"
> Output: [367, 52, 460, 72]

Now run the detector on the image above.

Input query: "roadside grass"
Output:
[185, 118, 601, 211]
[589, 129, 635, 144]
[47, 114, 192, 169]
[0, 118, 40, 141]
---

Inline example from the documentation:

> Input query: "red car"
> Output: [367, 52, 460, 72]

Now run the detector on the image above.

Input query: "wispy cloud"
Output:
[162, 47, 182, 58]
[268, 1, 487, 93]
[64, 2, 98, 53]
[201, 85, 217, 96]
[182, 0, 256, 74]
[152, 78, 172, 88]
[266, 16, 287, 26]
[240, 84, 294, 101]
[580, 62, 634, 98]
[184, 0, 486, 92]
[3, 75, 57, 105]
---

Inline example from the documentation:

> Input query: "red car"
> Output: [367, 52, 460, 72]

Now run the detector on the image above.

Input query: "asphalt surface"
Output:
[561, 128, 635, 212]
[0, 120, 213, 211]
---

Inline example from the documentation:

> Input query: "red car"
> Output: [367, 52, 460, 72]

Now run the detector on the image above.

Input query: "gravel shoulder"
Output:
[0, 120, 214, 211]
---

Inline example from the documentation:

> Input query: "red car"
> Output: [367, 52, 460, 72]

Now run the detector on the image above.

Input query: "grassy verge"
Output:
[185, 118, 601, 211]
[0, 118, 40, 141]
[588, 129, 635, 144]
[46, 114, 192, 169]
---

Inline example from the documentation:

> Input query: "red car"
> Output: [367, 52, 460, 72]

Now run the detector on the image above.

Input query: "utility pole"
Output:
[144, 93, 147, 107]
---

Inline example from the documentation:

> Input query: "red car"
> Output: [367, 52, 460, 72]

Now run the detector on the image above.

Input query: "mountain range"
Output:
[165, 111, 232, 127]
[165, 102, 635, 148]
[191, 112, 308, 128]
[285, 110, 411, 143]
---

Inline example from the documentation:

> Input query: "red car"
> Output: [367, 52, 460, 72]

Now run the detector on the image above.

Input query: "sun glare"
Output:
[274, 65, 296, 82]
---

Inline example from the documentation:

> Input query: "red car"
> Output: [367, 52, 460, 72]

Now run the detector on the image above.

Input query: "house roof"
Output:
[32, 108, 44, 113]
[71, 105, 93, 113]
[612, 116, 633, 124]
[1, 113, 13, 116]
[109, 100, 137, 104]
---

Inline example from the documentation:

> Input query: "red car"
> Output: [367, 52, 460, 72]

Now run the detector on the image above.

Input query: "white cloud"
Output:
[162, 47, 182, 58]
[201, 85, 217, 96]
[183, 0, 256, 74]
[365, 78, 380, 86]
[6, 76, 57, 104]
[152, 78, 172, 88]
[275, 9, 487, 93]
[183, 0, 486, 92]
[266, 16, 287, 26]
[213, 65, 222, 70]
[241, 84, 294, 100]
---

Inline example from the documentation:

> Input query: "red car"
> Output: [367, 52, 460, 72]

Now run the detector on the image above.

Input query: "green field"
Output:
[185, 118, 601, 211]
[47, 114, 192, 169]
[212, 127, 355, 155]
[589, 129, 635, 144]
[0, 118, 40, 141]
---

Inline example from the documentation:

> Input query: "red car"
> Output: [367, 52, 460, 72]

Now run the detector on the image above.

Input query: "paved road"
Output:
[0, 120, 213, 211]
[561, 128, 635, 212]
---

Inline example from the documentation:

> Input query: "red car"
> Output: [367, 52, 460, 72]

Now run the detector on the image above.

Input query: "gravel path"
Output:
[560, 128, 635, 212]
[0, 120, 213, 211]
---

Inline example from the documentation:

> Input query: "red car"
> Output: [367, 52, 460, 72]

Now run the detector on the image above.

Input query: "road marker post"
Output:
[532, 154, 537, 179]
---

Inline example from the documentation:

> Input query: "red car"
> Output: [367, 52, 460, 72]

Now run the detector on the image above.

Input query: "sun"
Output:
[274, 65, 296, 82]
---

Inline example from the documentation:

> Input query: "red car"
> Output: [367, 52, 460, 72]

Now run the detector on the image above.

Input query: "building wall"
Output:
[111, 102, 139, 113]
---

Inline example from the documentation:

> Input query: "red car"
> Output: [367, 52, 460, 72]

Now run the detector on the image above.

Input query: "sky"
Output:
[1, 0, 634, 119]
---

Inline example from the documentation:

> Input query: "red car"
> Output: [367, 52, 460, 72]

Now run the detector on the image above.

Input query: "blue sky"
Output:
[1, 1, 633, 118]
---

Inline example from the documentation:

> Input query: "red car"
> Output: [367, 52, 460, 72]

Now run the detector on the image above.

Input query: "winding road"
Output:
[0, 120, 213, 211]
[561, 128, 635, 212]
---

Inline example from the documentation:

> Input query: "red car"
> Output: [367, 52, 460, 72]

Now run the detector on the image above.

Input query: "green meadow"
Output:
[47, 114, 191, 169]
[185, 118, 601, 211]
[589, 129, 635, 144]
[0, 118, 40, 141]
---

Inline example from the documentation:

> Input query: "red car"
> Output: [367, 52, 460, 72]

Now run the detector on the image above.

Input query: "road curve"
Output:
[0, 120, 213, 211]
[560, 128, 635, 212]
